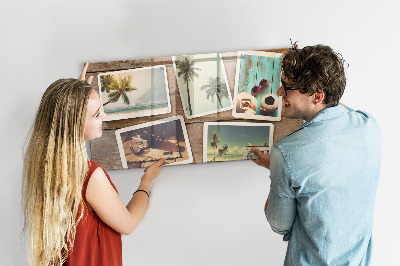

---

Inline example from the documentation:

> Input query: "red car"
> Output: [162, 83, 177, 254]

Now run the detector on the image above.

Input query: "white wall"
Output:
[1, 1, 399, 265]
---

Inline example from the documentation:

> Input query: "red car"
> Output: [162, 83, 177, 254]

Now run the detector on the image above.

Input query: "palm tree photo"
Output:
[210, 130, 220, 161]
[100, 75, 138, 106]
[200, 77, 230, 108]
[100, 74, 116, 93]
[175, 57, 201, 116]
[217, 144, 229, 159]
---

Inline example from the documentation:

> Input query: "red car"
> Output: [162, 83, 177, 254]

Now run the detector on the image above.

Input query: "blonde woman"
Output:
[23, 63, 165, 266]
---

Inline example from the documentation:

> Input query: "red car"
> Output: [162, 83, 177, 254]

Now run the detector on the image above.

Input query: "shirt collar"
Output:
[300, 105, 349, 129]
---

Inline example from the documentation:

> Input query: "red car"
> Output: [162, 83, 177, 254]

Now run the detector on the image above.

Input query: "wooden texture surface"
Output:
[88, 48, 303, 170]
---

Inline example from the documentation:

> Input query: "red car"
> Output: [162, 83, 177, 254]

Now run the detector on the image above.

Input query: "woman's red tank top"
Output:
[64, 160, 122, 265]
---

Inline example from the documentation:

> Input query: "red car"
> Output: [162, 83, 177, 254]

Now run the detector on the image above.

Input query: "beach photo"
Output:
[173, 53, 233, 119]
[232, 51, 283, 121]
[203, 122, 274, 163]
[98, 65, 171, 121]
[115, 116, 193, 168]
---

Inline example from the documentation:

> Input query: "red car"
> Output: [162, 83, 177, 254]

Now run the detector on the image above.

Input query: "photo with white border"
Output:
[98, 65, 171, 121]
[116, 115, 193, 169]
[203, 121, 274, 163]
[173, 53, 233, 119]
[232, 51, 283, 121]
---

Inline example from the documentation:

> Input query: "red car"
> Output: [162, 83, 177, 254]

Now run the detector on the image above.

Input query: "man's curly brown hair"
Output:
[282, 44, 347, 107]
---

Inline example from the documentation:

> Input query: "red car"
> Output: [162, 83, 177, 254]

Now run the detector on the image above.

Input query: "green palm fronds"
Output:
[200, 77, 229, 108]
[175, 57, 201, 116]
[100, 75, 116, 93]
[217, 144, 229, 158]
[210, 130, 220, 161]
[102, 75, 138, 106]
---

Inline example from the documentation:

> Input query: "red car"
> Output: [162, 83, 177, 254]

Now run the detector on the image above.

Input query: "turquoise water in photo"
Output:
[207, 153, 244, 162]
[105, 102, 169, 114]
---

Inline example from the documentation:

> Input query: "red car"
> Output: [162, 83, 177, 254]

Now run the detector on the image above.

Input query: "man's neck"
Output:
[304, 104, 327, 121]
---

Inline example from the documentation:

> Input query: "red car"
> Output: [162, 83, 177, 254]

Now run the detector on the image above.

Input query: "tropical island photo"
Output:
[203, 122, 274, 162]
[98, 65, 171, 121]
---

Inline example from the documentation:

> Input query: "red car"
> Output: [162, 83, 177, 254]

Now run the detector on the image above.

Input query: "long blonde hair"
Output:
[23, 79, 93, 265]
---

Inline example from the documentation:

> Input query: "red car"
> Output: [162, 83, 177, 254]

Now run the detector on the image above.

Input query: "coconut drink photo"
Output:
[260, 94, 279, 112]
[235, 92, 257, 113]
[233, 51, 283, 121]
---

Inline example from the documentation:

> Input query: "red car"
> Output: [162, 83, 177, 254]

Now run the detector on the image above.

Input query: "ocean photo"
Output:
[98, 65, 171, 121]
[203, 122, 274, 163]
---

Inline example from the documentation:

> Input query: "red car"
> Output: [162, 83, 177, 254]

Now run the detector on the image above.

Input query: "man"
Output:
[251, 44, 381, 265]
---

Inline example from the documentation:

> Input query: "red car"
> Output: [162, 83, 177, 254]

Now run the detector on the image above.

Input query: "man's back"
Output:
[267, 105, 381, 266]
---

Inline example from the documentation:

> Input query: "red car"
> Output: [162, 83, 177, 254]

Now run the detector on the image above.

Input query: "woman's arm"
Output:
[86, 158, 165, 235]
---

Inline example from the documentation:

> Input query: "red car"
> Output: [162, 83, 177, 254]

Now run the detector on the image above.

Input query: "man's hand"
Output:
[251, 147, 271, 169]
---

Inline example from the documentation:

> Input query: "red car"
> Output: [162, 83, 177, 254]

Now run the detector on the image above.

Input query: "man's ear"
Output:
[313, 92, 325, 104]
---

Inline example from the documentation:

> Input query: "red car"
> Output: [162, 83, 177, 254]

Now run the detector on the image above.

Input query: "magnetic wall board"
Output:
[87, 48, 303, 170]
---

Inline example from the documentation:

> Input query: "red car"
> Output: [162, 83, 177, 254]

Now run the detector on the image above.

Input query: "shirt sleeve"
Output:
[266, 146, 297, 241]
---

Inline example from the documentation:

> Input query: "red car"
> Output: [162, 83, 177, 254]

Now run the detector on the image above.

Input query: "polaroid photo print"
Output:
[203, 122, 274, 163]
[98, 65, 171, 121]
[232, 51, 283, 121]
[173, 53, 233, 119]
[115, 115, 193, 169]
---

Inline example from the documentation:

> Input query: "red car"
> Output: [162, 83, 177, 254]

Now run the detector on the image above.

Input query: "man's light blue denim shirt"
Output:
[266, 105, 382, 266]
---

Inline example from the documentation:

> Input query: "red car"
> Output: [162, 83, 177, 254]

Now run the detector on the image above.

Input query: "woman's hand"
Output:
[78, 62, 93, 84]
[141, 158, 166, 186]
